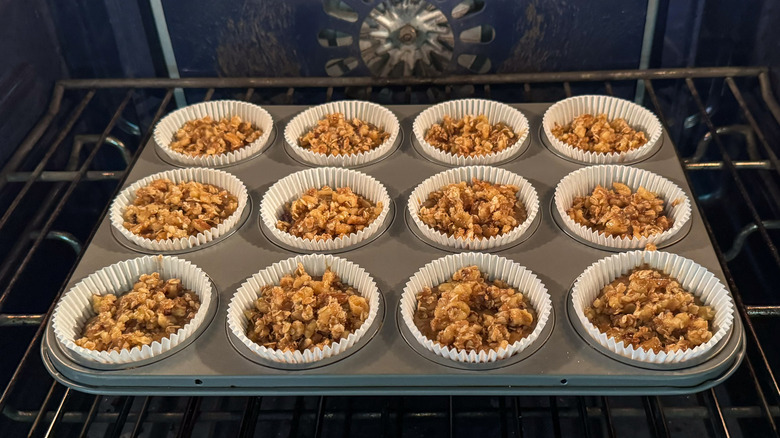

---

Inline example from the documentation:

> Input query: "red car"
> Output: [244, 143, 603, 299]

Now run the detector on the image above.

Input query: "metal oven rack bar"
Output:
[1, 66, 779, 437]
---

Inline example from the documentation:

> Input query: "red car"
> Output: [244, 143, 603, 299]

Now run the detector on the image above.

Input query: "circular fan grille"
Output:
[320, 0, 494, 77]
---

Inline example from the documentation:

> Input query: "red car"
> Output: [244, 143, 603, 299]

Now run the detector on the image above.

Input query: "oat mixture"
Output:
[551, 113, 648, 154]
[276, 186, 383, 240]
[298, 113, 390, 156]
[75, 273, 201, 352]
[123, 179, 239, 240]
[424, 114, 520, 157]
[413, 266, 537, 352]
[584, 267, 715, 353]
[244, 263, 370, 352]
[418, 178, 527, 240]
[567, 182, 671, 239]
[170, 115, 262, 157]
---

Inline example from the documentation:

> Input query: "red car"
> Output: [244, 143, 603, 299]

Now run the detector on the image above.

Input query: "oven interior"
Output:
[2, 0, 780, 436]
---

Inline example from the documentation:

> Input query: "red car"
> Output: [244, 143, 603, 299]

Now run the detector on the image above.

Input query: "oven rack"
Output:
[1, 66, 779, 436]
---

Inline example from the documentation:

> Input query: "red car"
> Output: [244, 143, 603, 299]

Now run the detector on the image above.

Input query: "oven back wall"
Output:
[160, 0, 648, 78]
[0, 0, 67, 167]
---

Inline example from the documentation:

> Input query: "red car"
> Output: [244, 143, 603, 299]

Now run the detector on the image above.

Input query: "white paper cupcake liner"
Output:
[408, 166, 539, 250]
[227, 254, 380, 364]
[260, 167, 391, 251]
[400, 252, 552, 363]
[412, 99, 530, 166]
[554, 165, 691, 249]
[154, 100, 274, 167]
[571, 250, 735, 364]
[542, 95, 663, 164]
[110, 167, 249, 251]
[284, 101, 400, 167]
[52, 255, 214, 365]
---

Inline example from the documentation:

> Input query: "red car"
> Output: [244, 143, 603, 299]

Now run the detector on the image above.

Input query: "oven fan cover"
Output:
[319, 0, 497, 77]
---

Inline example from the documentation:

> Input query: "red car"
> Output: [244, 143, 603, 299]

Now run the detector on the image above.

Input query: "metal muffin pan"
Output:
[41, 103, 745, 396]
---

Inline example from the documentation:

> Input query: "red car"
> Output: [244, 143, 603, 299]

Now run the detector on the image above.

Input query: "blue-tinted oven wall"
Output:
[161, 0, 647, 78]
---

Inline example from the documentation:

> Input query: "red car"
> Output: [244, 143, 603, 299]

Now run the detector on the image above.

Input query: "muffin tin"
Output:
[41, 103, 745, 395]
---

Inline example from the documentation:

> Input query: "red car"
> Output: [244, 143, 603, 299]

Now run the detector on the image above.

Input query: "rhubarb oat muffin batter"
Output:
[424, 114, 521, 157]
[584, 266, 715, 353]
[418, 178, 527, 240]
[551, 113, 647, 154]
[567, 182, 671, 239]
[244, 263, 370, 352]
[122, 179, 239, 240]
[75, 273, 201, 352]
[170, 115, 262, 157]
[413, 266, 537, 352]
[298, 113, 390, 156]
[276, 186, 383, 241]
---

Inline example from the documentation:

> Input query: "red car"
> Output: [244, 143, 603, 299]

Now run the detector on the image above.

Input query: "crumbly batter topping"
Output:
[123, 179, 239, 240]
[276, 186, 383, 240]
[551, 113, 647, 154]
[75, 273, 201, 352]
[424, 114, 520, 157]
[244, 263, 370, 352]
[414, 266, 537, 353]
[170, 115, 262, 157]
[567, 182, 671, 239]
[298, 113, 390, 156]
[585, 267, 715, 353]
[418, 178, 526, 240]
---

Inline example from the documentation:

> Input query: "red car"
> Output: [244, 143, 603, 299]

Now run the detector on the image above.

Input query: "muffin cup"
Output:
[554, 165, 691, 249]
[52, 255, 214, 365]
[110, 168, 249, 251]
[408, 166, 539, 250]
[542, 95, 663, 164]
[227, 254, 381, 364]
[154, 100, 274, 167]
[400, 252, 552, 363]
[571, 250, 735, 365]
[412, 99, 530, 166]
[260, 167, 391, 252]
[284, 101, 400, 167]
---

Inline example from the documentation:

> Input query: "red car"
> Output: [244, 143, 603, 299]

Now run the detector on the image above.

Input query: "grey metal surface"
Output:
[41, 103, 745, 395]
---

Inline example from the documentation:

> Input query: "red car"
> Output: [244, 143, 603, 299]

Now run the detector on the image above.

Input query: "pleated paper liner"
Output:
[227, 254, 381, 365]
[554, 165, 691, 250]
[259, 167, 392, 252]
[412, 99, 530, 166]
[154, 100, 274, 167]
[541, 95, 663, 164]
[110, 167, 249, 252]
[399, 252, 553, 364]
[570, 250, 735, 366]
[284, 101, 400, 167]
[52, 255, 215, 366]
[407, 166, 540, 251]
